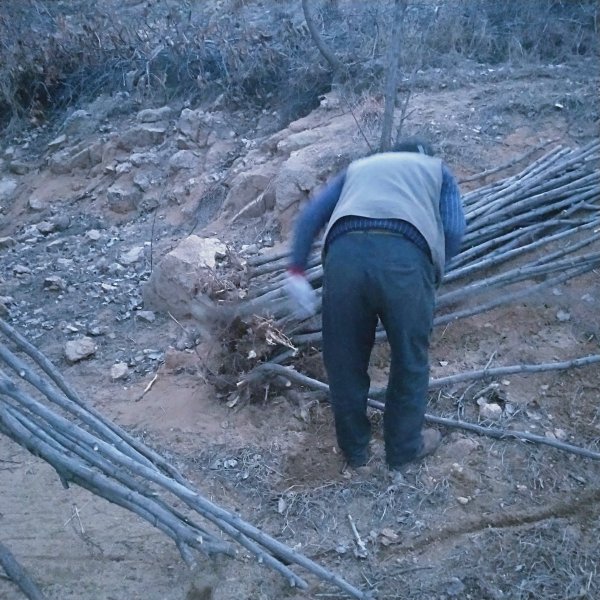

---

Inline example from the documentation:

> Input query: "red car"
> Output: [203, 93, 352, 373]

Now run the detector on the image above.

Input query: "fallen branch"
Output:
[0, 320, 369, 600]
[0, 542, 47, 600]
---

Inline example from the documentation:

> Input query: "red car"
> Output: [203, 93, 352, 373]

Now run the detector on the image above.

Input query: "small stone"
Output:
[13, 264, 31, 275]
[456, 496, 470, 505]
[43, 276, 67, 291]
[47, 134, 67, 149]
[554, 428, 567, 440]
[119, 246, 145, 265]
[28, 196, 48, 211]
[86, 229, 102, 242]
[556, 309, 571, 322]
[9, 161, 29, 175]
[64, 336, 97, 363]
[36, 220, 56, 235]
[136, 310, 156, 323]
[479, 402, 503, 421]
[110, 362, 129, 381]
[108, 262, 126, 275]
[0, 236, 16, 249]
[52, 214, 71, 231]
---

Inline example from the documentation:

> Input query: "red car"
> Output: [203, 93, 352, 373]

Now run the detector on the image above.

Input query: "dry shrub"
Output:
[0, 0, 597, 136]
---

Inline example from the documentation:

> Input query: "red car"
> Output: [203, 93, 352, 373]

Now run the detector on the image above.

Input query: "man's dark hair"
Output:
[393, 137, 435, 156]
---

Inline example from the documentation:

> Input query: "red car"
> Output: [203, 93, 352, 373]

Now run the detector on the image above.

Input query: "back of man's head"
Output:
[394, 137, 434, 156]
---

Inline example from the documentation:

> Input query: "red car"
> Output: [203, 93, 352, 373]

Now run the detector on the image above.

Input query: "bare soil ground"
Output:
[1, 62, 599, 599]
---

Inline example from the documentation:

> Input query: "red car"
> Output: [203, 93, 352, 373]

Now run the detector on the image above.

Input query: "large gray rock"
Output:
[142, 235, 227, 318]
[169, 150, 198, 172]
[106, 184, 143, 213]
[137, 106, 173, 123]
[178, 108, 212, 146]
[178, 109, 233, 147]
[48, 141, 104, 174]
[117, 125, 167, 151]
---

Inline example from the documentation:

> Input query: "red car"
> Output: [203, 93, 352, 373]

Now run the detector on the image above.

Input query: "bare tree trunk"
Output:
[380, 0, 407, 151]
[302, 0, 344, 74]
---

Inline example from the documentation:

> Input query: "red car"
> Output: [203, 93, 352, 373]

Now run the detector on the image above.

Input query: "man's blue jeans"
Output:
[322, 231, 436, 468]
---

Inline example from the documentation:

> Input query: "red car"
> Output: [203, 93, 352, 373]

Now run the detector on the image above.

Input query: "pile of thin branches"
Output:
[0, 319, 369, 600]
[241, 142, 600, 347]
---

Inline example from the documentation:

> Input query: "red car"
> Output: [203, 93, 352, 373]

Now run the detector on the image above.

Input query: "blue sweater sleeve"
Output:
[289, 172, 346, 272]
[440, 164, 465, 261]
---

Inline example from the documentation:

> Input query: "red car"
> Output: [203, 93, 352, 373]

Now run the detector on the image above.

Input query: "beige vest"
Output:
[324, 152, 445, 284]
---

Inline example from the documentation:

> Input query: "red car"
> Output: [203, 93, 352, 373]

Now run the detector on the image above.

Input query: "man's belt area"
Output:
[325, 217, 432, 261]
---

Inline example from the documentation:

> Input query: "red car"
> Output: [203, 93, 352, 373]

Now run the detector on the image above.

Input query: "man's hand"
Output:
[284, 272, 317, 319]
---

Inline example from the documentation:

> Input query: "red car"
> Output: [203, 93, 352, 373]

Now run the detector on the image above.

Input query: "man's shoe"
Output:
[415, 428, 442, 460]
[341, 461, 373, 480]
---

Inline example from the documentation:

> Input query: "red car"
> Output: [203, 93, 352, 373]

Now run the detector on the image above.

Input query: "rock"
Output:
[223, 165, 277, 215]
[136, 310, 156, 323]
[36, 221, 56, 235]
[108, 262, 126, 275]
[137, 106, 173, 122]
[479, 402, 503, 421]
[86, 229, 102, 242]
[106, 184, 142, 213]
[110, 362, 129, 381]
[169, 149, 198, 172]
[48, 141, 104, 174]
[43, 275, 67, 291]
[117, 125, 167, 151]
[13, 264, 31, 275]
[275, 156, 318, 211]
[61, 109, 93, 136]
[556, 309, 571, 322]
[443, 436, 481, 459]
[64, 336, 97, 363]
[52, 214, 71, 231]
[28, 196, 48, 211]
[178, 108, 211, 145]
[116, 162, 132, 175]
[130, 152, 160, 167]
[0, 236, 16, 249]
[133, 173, 152, 192]
[119, 246, 145, 265]
[276, 130, 321, 154]
[143, 235, 227, 318]
[8, 161, 30, 175]
[0, 178, 18, 203]
[47, 134, 67, 149]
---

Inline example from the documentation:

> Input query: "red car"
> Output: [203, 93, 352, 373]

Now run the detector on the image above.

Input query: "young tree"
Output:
[379, 0, 407, 151]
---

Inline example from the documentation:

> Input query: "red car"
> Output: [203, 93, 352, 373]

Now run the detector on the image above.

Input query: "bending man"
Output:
[285, 138, 465, 477]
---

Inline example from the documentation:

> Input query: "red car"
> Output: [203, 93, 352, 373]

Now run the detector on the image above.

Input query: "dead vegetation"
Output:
[0, 1, 597, 136]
